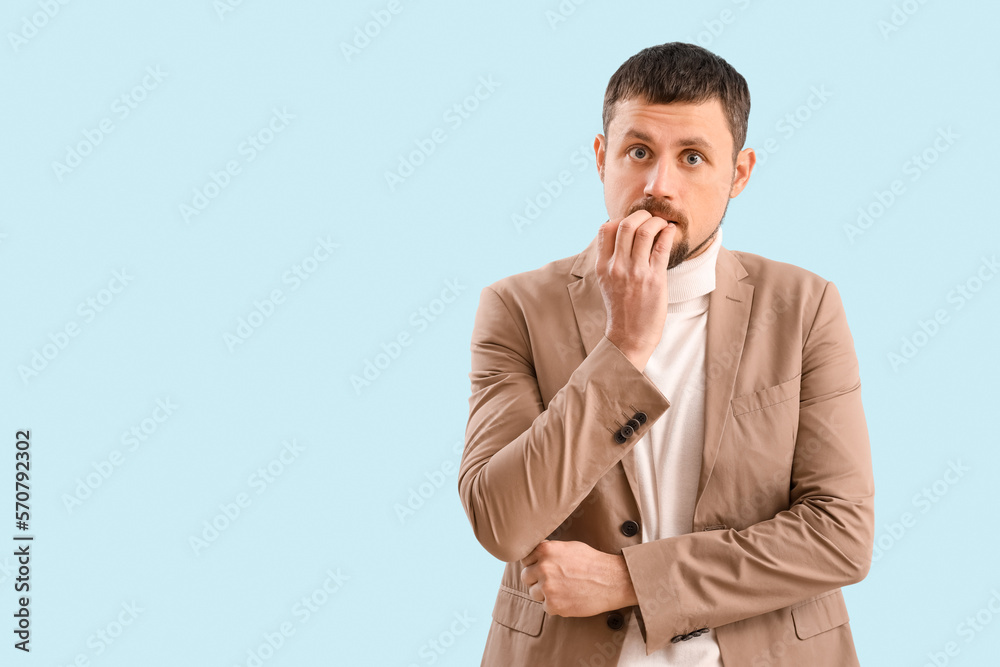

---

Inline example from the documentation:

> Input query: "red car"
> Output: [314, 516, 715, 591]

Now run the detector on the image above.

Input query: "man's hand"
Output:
[519, 540, 638, 617]
[596, 211, 677, 372]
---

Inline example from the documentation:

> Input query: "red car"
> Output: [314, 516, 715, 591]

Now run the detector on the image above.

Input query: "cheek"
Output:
[606, 178, 638, 206]
[702, 178, 733, 208]
[686, 183, 727, 222]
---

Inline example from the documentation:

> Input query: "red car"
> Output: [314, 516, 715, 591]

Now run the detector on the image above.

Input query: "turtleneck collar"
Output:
[666, 227, 722, 303]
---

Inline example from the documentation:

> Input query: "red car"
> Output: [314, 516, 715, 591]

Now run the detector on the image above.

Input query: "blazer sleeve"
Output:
[458, 284, 671, 563]
[621, 280, 875, 653]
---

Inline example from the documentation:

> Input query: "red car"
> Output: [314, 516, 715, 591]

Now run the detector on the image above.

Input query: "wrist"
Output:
[605, 334, 650, 372]
[610, 554, 639, 609]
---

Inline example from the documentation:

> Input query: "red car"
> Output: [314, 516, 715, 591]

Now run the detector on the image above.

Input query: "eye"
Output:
[627, 146, 649, 160]
[684, 152, 704, 166]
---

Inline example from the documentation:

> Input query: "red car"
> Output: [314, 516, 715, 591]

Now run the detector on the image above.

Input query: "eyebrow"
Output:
[620, 128, 715, 153]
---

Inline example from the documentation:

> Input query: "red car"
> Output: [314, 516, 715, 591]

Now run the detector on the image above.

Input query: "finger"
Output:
[612, 214, 636, 268]
[520, 566, 536, 588]
[630, 216, 672, 268]
[521, 548, 545, 568]
[528, 582, 545, 603]
[520, 548, 538, 567]
[614, 210, 652, 267]
[649, 222, 679, 274]
[597, 219, 615, 269]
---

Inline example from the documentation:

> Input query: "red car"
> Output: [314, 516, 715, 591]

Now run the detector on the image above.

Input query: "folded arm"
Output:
[458, 284, 670, 563]
[622, 281, 875, 652]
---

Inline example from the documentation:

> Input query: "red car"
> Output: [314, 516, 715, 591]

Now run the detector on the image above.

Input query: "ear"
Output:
[729, 147, 756, 198]
[594, 134, 606, 183]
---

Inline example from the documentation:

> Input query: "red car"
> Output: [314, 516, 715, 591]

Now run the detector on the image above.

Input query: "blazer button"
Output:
[671, 634, 685, 643]
[606, 612, 625, 630]
[626, 418, 640, 431]
[620, 520, 639, 537]
[633, 411, 647, 424]
[620, 424, 634, 438]
[614, 431, 627, 444]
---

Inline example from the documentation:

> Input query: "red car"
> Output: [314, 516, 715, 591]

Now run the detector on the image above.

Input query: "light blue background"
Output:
[1, 1, 998, 665]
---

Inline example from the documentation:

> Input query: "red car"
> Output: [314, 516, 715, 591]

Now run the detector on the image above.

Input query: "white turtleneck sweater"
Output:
[617, 229, 725, 667]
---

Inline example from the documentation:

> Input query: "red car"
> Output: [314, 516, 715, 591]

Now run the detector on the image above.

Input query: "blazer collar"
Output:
[566, 231, 754, 512]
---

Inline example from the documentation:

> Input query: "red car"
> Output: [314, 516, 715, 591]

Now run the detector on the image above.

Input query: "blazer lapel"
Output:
[565, 235, 754, 518]
[567, 234, 606, 356]
[697, 246, 752, 510]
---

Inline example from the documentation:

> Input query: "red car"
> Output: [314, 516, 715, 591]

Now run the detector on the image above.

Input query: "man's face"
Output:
[595, 97, 755, 269]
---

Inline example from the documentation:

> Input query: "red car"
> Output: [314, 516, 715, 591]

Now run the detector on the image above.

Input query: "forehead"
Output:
[609, 97, 730, 151]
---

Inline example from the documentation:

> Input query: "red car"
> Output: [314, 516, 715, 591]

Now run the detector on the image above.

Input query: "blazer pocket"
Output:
[790, 590, 849, 640]
[492, 585, 545, 637]
[731, 373, 801, 417]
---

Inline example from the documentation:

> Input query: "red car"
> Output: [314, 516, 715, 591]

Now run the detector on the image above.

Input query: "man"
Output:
[458, 42, 874, 666]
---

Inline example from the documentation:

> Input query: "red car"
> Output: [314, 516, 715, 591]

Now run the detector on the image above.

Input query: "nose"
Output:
[644, 157, 678, 200]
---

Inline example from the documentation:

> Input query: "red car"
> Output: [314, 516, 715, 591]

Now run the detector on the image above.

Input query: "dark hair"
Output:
[602, 42, 750, 162]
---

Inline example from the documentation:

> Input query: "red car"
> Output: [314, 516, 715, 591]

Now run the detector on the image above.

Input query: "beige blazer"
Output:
[459, 231, 875, 666]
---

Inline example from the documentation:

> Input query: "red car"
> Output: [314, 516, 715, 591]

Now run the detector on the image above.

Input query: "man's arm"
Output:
[458, 283, 670, 563]
[622, 280, 875, 652]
